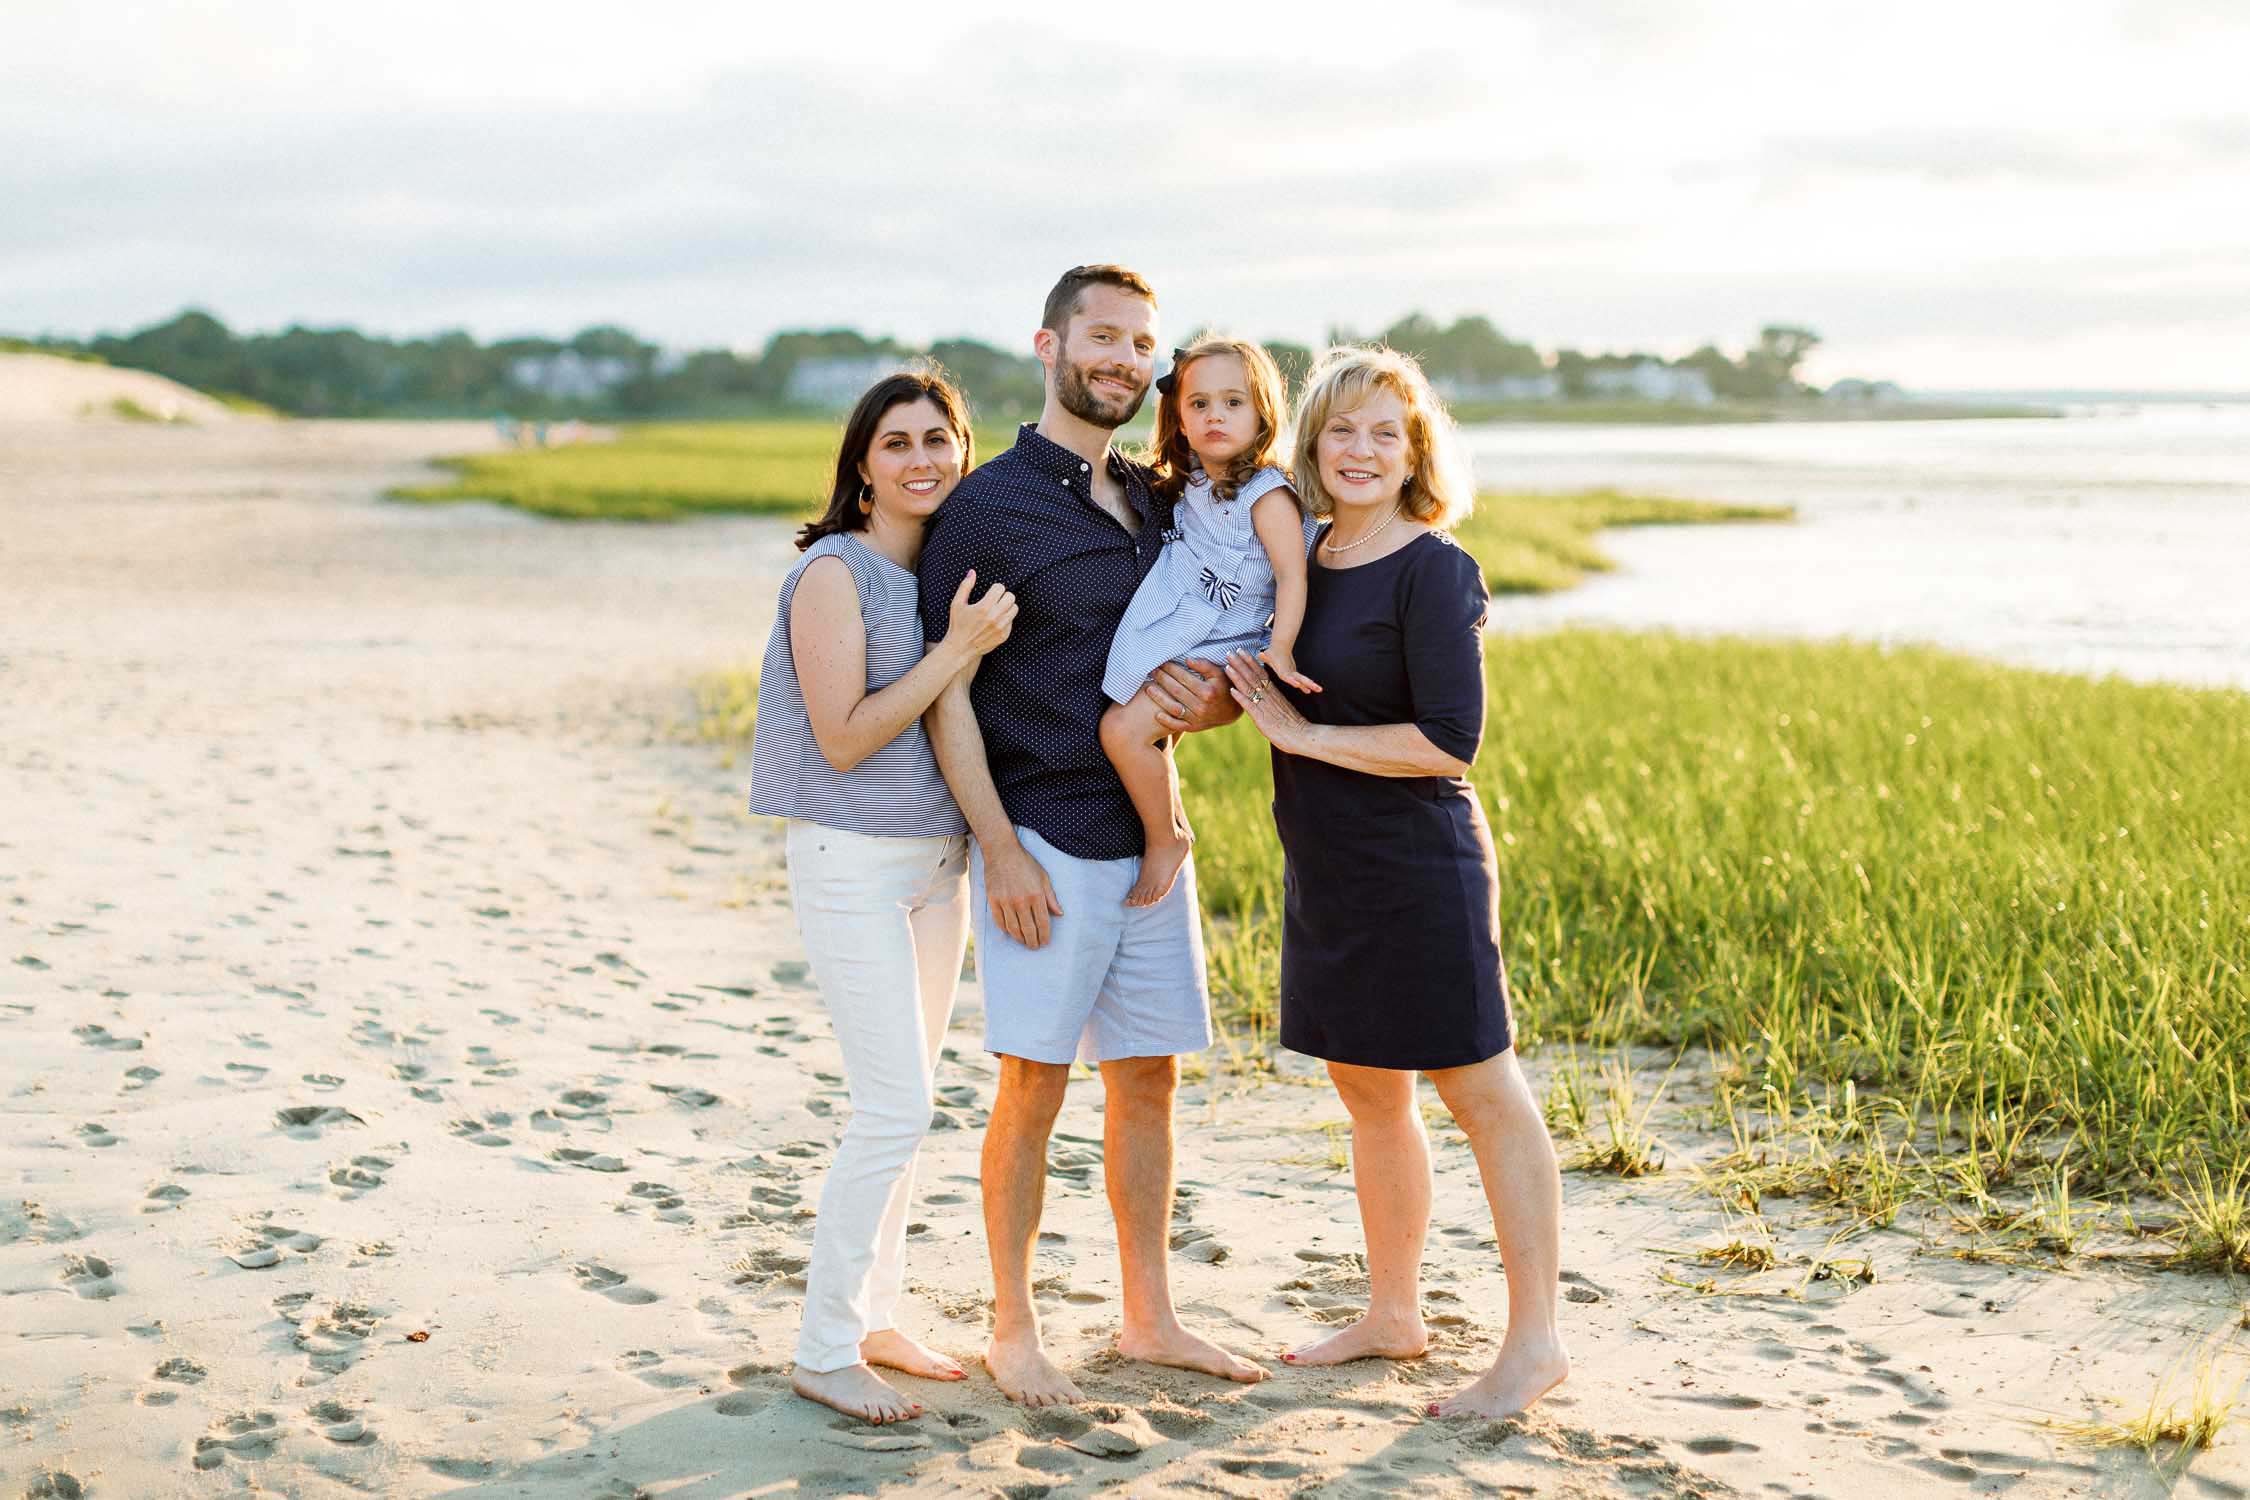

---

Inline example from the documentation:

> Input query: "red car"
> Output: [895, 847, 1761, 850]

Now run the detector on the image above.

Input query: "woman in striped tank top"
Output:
[749, 371, 1018, 1424]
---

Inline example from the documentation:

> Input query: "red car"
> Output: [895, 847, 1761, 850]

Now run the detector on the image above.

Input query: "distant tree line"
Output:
[10, 307, 1831, 419]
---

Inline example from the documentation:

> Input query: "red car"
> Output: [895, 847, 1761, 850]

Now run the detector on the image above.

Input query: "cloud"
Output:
[1, 2, 2246, 386]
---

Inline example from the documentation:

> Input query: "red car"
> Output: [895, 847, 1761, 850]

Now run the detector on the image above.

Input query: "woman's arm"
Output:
[790, 560, 1012, 774]
[1221, 651, 1469, 777]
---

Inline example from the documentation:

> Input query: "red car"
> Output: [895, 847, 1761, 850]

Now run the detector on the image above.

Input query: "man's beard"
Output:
[1056, 357, 1147, 429]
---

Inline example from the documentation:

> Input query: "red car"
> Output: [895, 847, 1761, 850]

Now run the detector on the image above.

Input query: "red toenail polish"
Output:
[1426, 1403, 1440, 1416]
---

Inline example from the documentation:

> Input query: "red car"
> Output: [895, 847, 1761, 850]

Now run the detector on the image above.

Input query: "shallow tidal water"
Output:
[1465, 402, 2250, 692]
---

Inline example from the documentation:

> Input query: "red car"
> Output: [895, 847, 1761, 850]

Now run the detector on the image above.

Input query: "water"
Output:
[1462, 403, 2250, 692]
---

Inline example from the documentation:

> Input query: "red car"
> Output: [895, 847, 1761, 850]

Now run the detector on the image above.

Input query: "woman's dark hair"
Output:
[794, 367, 976, 551]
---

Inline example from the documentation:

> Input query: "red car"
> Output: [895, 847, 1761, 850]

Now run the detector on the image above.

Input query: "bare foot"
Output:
[1282, 1311, 1428, 1367]
[862, 1328, 965, 1381]
[1426, 1332, 1570, 1419]
[1116, 1321, 1266, 1383]
[985, 1334, 1083, 1407]
[791, 1362, 922, 1424]
[1124, 833, 1191, 908]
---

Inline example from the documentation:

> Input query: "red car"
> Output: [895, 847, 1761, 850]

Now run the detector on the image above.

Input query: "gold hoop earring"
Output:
[858, 483, 873, 513]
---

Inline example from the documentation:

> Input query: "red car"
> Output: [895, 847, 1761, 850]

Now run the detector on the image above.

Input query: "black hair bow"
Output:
[1153, 346, 1189, 397]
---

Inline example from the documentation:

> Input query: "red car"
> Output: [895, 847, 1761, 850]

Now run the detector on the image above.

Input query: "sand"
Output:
[0, 353, 245, 425]
[2, 418, 2243, 1500]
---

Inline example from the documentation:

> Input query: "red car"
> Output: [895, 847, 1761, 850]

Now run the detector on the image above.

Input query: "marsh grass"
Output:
[1184, 629, 2250, 1203]
[1452, 491, 1790, 595]
[2045, 1357, 2242, 1461]
[391, 421, 890, 520]
[2168, 1162, 2250, 1275]
[1571, 1054, 1675, 1177]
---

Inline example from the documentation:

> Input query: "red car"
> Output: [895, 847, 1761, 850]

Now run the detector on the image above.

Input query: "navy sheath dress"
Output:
[1270, 529, 1514, 1070]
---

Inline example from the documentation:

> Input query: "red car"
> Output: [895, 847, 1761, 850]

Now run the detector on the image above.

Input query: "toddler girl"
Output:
[1101, 335, 1319, 907]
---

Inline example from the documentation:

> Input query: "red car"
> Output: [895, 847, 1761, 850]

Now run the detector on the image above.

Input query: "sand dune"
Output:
[0, 351, 244, 424]
[1, 420, 2241, 1499]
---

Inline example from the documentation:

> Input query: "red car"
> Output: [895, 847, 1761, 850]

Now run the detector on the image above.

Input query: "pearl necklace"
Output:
[1321, 501, 1402, 555]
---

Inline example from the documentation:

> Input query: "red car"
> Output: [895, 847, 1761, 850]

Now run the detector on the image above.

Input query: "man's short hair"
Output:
[1041, 264, 1158, 337]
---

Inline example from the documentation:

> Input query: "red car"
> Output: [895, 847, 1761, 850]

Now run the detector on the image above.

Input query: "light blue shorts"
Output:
[969, 825, 1212, 1065]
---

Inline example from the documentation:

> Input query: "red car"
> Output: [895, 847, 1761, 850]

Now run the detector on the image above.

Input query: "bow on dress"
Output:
[1198, 567, 1242, 610]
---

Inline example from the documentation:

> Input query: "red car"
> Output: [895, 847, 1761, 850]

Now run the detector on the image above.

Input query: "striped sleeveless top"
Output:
[747, 532, 966, 837]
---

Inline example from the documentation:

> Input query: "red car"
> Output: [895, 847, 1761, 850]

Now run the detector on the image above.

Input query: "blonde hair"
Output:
[1149, 336, 1290, 502]
[1290, 345, 1474, 529]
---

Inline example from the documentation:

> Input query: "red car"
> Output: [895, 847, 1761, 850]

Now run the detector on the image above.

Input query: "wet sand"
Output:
[3, 419, 2241, 1499]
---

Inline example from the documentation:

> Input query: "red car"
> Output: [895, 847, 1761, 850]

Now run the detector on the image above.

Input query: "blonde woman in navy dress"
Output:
[1221, 347, 1568, 1419]
[748, 371, 1018, 1425]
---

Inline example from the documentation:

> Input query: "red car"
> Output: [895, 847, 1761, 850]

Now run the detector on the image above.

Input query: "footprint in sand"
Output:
[72, 1023, 142, 1051]
[716, 1361, 787, 1415]
[552, 1147, 629, 1173]
[328, 1155, 395, 1197]
[230, 1223, 323, 1270]
[616, 1349, 705, 1389]
[730, 1248, 808, 1288]
[75, 1122, 120, 1148]
[306, 1397, 374, 1444]
[1170, 1225, 1229, 1264]
[287, 1299, 381, 1379]
[142, 1183, 190, 1214]
[551, 1089, 611, 1121]
[465, 1044, 517, 1078]
[575, 1261, 661, 1304]
[192, 1410, 281, 1469]
[140, 1356, 209, 1405]
[122, 1064, 161, 1091]
[623, 1181, 692, 1225]
[22, 1471, 85, 1498]
[274, 1105, 363, 1138]
[450, 1113, 512, 1147]
[653, 1083, 721, 1109]
[59, 1255, 119, 1299]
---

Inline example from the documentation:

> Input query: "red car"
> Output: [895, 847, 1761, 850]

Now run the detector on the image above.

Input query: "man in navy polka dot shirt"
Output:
[922, 265, 1264, 1406]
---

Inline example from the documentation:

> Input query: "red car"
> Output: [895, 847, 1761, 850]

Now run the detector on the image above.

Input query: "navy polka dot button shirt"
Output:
[919, 423, 1174, 861]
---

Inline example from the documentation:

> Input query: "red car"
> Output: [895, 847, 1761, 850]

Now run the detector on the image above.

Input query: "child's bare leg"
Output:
[1100, 688, 1193, 908]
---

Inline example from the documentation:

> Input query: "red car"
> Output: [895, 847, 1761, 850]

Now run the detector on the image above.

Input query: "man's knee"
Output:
[1100, 1053, 1177, 1113]
[993, 1054, 1070, 1128]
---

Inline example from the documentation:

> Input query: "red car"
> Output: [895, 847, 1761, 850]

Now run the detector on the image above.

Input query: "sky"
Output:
[3, 0, 2246, 389]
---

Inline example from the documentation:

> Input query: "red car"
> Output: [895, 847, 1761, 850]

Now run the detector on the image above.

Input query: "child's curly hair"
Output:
[1148, 335, 1290, 502]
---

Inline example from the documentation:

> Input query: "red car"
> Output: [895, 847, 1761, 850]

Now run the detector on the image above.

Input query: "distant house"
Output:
[507, 351, 637, 401]
[1825, 378, 1907, 404]
[784, 355, 911, 409]
[1432, 372, 1561, 403]
[1584, 360, 1715, 405]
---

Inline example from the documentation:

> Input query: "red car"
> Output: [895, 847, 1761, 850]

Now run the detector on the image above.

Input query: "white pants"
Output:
[784, 820, 969, 1373]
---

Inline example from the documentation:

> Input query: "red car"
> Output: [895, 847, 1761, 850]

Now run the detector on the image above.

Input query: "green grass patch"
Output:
[1181, 631, 2250, 1192]
[389, 420, 1033, 521]
[104, 396, 187, 424]
[1456, 491, 1789, 594]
